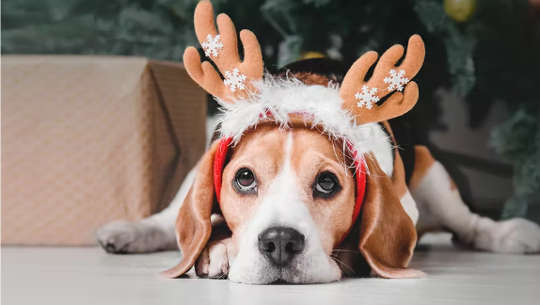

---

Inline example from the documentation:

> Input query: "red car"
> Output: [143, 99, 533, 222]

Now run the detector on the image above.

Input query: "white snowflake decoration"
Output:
[223, 68, 247, 92]
[383, 69, 409, 92]
[354, 85, 380, 109]
[201, 34, 223, 57]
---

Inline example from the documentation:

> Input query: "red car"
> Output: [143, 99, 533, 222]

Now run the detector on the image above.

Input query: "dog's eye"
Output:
[313, 171, 341, 198]
[234, 168, 257, 194]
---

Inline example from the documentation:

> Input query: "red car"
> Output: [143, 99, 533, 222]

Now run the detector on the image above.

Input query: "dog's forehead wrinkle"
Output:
[284, 131, 294, 166]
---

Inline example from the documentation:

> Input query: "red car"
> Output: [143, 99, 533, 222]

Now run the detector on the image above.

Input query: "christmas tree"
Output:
[2, 0, 539, 219]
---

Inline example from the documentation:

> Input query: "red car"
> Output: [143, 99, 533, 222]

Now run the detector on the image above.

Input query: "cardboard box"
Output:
[1, 56, 207, 245]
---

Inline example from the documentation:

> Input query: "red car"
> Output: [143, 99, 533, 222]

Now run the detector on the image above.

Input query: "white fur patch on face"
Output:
[228, 132, 341, 284]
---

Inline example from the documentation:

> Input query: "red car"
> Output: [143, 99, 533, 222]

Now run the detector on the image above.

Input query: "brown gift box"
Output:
[1, 56, 207, 245]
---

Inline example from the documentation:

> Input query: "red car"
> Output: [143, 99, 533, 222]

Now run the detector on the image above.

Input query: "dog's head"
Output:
[163, 1, 425, 283]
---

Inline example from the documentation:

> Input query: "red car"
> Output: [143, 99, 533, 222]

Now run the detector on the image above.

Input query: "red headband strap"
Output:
[213, 137, 233, 204]
[347, 141, 367, 228]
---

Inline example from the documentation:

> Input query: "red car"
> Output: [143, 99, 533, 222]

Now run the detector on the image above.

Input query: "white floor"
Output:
[2, 233, 540, 305]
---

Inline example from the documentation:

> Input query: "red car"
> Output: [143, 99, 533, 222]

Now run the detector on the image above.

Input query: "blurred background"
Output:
[2, 0, 540, 222]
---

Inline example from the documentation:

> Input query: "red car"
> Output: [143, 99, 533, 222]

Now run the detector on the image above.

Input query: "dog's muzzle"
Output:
[258, 227, 305, 267]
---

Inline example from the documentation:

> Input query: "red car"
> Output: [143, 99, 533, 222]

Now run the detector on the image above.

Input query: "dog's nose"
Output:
[258, 226, 305, 267]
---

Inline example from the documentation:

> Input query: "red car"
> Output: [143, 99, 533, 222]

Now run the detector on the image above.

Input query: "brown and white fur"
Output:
[96, 1, 538, 282]
[97, 113, 540, 284]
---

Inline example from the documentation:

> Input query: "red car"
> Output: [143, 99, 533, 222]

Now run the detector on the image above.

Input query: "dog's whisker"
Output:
[330, 255, 355, 275]
[332, 249, 362, 254]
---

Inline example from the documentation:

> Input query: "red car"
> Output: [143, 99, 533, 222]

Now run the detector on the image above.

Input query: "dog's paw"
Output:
[96, 221, 138, 253]
[96, 220, 175, 254]
[195, 240, 230, 279]
[474, 218, 540, 254]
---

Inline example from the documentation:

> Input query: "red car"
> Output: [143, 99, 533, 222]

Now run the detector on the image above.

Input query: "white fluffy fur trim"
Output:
[215, 74, 394, 176]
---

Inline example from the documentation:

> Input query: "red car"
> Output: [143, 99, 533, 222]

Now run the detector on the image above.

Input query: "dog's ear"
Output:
[161, 141, 220, 278]
[357, 154, 423, 278]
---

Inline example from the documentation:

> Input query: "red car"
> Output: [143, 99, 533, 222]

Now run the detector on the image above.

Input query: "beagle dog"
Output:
[96, 0, 540, 284]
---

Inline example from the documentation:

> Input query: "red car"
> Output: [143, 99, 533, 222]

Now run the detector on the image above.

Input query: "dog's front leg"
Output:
[195, 238, 233, 279]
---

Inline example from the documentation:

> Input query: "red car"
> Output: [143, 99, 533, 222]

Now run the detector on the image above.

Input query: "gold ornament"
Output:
[300, 51, 325, 60]
[444, 0, 476, 22]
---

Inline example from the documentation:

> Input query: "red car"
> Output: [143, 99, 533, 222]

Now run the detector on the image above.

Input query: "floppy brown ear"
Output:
[161, 141, 220, 278]
[358, 154, 424, 278]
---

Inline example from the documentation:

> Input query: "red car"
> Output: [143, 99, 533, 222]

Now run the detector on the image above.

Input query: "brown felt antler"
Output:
[340, 35, 425, 125]
[183, 0, 264, 102]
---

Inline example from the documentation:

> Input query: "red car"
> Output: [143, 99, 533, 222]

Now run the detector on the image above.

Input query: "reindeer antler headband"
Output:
[185, 0, 425, 169]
